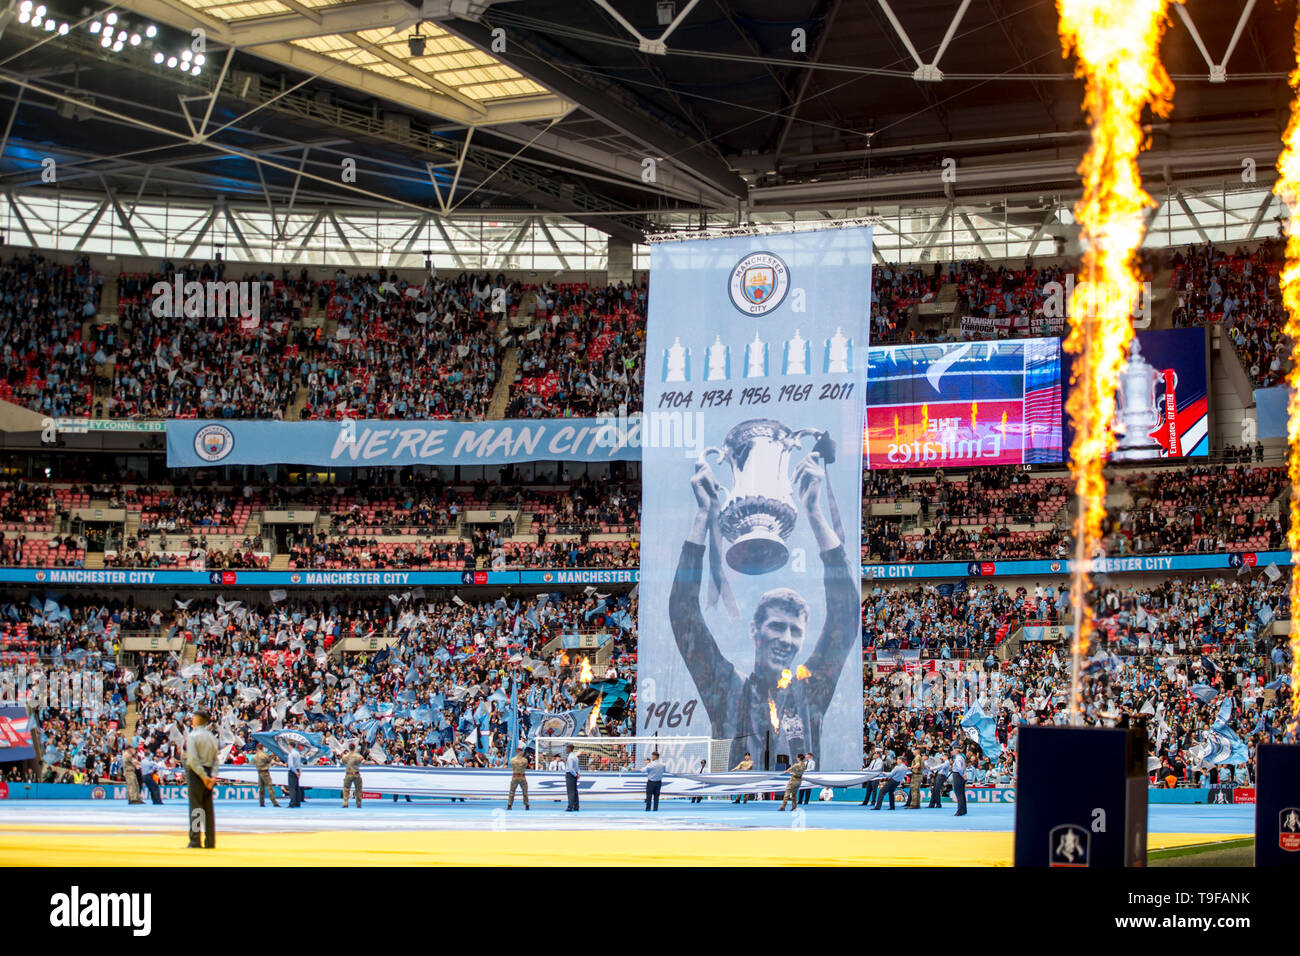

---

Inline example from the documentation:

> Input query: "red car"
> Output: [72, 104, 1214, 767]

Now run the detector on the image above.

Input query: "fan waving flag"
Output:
[252, 729, 332, 762]
[960, 704, 1002, 758]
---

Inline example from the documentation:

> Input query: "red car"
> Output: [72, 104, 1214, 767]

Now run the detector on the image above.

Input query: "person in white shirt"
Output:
[564, 744, 580, 812]
[286, 743, 304, 808]
[860, 750, 884, 806]
[927, 754, 951, 808]
[643, 752, 667, 811]
[950, 747, 968, 816]
[797, 753, 816, 805]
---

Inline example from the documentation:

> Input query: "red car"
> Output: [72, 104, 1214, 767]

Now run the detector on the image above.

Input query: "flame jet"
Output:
[1056, 0, 1177, 721]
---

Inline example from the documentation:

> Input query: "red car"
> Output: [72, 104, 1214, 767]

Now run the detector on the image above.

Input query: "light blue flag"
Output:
[960, 704, 1002, 758]
[252, 729, 331, 762]
[1206, 700, 1249, 765]
[507, 677, 519, 759]
[526, 706, 593, 743]
[1204, 727, 1249, 765]
[1189, 684, 1217, 704]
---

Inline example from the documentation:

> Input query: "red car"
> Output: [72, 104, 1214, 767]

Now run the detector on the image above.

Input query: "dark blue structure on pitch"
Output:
[1014, 725, 1148, 867]
[1255, 744, 1300, 866]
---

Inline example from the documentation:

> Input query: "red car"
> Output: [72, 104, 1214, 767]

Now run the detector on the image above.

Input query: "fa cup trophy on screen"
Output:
[697, 419, 826, 574]
[1113, 339, 1175, 461]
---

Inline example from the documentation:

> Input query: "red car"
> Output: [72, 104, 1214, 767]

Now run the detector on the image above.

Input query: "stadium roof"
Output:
[0, 0, 1293, 245]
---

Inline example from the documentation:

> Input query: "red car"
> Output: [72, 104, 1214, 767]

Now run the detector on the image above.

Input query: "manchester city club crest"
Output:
[543, 572, 554, 583]
[34, 571, 46, 582]
[290, 573, 302, 584]
[536, 714, 577, 738]
[1281, 807, 1300, 851]
[1049, 824, 1090, 866]
[193, 424, 235, 463]
[729, 252, 790, 316]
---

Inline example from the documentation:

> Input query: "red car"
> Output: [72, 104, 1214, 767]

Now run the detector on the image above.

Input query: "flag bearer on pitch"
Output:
[779, 753, 806, 811]
[252, 743, 280, 807]
[341, 742, 364, 808]
[507, 750, 530, 810]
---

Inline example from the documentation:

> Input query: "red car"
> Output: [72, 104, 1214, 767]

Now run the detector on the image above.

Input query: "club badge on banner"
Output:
[639, 228, 870, 772]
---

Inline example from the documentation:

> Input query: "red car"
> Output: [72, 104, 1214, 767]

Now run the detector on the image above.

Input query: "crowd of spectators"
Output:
[5, 591, 634, 782]
[505, 282, 645, 418]
[0, 456, 1290, 571]
[1171, 240, 1286, 387]
[104, 259, 307, 419]
[861, 574, 1293, 788]
[300, 271, 508, 421]
[3, 570, 1293, 790]
[0, 253, 103, 418]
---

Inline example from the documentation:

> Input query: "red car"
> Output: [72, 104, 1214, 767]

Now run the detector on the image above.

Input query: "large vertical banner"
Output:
[639, 228, 870, 772]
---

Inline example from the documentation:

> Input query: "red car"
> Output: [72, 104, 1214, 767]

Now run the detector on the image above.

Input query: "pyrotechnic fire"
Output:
[796, 664, 811, 680]
[777, 668, 792, 689]
[769, 699, 780, 733]
[1056, 0, 1175, 722]
[589, 700, 600, 731]
[1274, 8, 1300, 737]
[578, 657, 593, 684]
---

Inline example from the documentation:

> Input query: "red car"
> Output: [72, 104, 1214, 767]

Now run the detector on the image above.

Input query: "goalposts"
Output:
[532, 736, 728, 774]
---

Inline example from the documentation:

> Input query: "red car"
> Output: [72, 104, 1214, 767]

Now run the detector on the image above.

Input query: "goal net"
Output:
[532, 736, 720, 774]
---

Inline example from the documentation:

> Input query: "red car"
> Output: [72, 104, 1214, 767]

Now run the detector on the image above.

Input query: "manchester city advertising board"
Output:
[638, 228, 871, 772]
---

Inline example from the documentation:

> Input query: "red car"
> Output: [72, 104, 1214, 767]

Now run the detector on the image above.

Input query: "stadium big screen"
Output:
[864, 328, 1210, 469]
[864, 338, 1065, 468]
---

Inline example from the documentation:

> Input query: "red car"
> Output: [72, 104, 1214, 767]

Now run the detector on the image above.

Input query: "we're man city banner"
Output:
[639, 228, 871, 772]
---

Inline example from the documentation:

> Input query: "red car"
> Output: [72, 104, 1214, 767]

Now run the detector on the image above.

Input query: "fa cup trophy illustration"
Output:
[1113, 339, 1175, 461]
[697, 419, 824, 574]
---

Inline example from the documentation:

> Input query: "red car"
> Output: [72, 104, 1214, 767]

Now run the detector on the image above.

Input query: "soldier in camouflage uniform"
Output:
[778, 754, 806, 811]
[123, 747, 143, 805]
[341, 742, 364, 808]
[251, 743, 280, 807]
[907, 749, 924, 809]
[507, 750, 530, 810]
